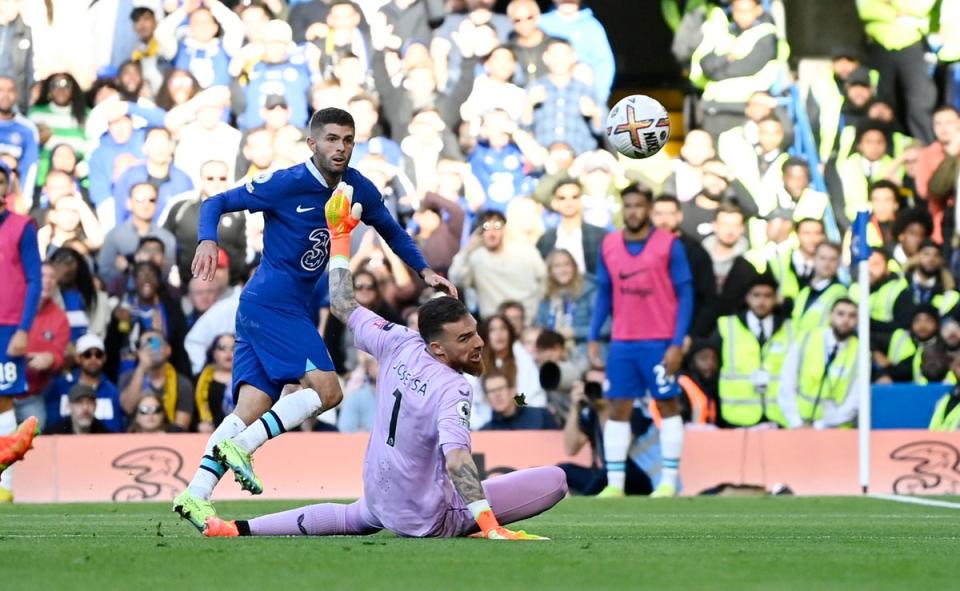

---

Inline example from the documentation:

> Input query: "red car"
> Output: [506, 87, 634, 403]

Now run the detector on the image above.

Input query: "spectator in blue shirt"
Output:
[538, 0, 616, 105]
[44, 333, 124, 434]
[112, 127, 193, 224]
[156, 0, 245, 89]
[240, 20, 313, 130]
[0, 77, 39, 197]
[87, 100, 167, 219]
[480, 372, 560, 430]
[468, 109, 545, 212]
[524, 38, 603, 156]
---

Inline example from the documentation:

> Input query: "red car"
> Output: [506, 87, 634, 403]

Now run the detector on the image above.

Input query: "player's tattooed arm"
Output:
[329, 267, 359, 324]
[445, 447, 485, 504]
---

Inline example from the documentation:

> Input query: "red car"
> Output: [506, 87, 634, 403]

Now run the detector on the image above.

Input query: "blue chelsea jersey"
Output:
[198, 159, 427, 312]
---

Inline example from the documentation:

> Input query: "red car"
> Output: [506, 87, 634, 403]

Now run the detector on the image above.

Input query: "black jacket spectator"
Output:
[536, 223, 606, 277]
[44, 417, 113, 435]
[679, 233, 719, 337]
[481, 406, 560, 431]
[163, 196, 247, 287]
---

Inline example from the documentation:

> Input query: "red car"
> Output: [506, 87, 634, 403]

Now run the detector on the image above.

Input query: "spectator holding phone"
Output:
[117, 330, 194, 431]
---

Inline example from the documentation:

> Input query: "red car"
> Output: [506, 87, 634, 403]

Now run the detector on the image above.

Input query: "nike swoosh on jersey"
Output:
[296, 205, 316, 213]
[618, 269, 646, 280]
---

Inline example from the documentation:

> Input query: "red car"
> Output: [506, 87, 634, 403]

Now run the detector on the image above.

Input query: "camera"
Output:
[539, 356, 590, 392]
[583, 381, 604, 401]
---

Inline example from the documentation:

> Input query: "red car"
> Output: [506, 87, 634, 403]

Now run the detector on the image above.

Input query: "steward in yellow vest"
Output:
[779, 298, 861, 428]
[848, 250, 906, 337]
[712, 273, 791, 427]
[809, 65, 877, 163]
[880, 305, 951, 384]
[826, 121, 900, 228]
[790, 242, 846, 334]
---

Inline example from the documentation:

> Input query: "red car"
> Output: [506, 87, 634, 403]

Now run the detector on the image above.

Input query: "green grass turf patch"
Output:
[2, 496, 959, 590]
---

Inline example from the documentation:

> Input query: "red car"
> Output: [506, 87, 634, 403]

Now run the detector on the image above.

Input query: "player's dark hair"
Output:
[620, 183, 653, 204]
[309, 107, 355, 136]
[418, 297, 471, 344]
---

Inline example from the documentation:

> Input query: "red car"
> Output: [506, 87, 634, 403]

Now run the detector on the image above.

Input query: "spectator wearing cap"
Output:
[98, 182, 177, 285]
[807, 49, 872, 161]
[449, 209, 547, 320]
[506, 0, 557, 88]
[536, 178, 606, 277]
[42, 383, 113, 435]
[892, 240, 960, 328]
[112, 127, 194, 225]
[651, 194, 718, 338]
[239, 20, 312, 130]
[524, 38, 602, 157]
[706, 272, 791, 428]
[117, 329, 194, 430]
[156, 0, 245, 89]
[857, 0, 937, 144]
[815, 66, 876, 164]
[237, 94, 306, 174]
[44, 333, 124, 433]
[18, 262, 70, 427]
[877, 304, 945, 385]
[538, 0, 615, 105]
[161, 160, 246, 288]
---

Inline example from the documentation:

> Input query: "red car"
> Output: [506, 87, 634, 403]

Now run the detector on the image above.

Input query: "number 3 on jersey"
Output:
[386, 389, 402, 447]
[300, 228, 330, 272]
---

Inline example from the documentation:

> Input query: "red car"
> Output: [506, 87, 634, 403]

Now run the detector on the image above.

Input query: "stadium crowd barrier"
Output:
[12, 430, 960, 502]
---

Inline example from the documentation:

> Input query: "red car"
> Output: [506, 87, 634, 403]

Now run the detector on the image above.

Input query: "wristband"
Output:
[468, 500, 500, 532]
[329, 256, 349, 270]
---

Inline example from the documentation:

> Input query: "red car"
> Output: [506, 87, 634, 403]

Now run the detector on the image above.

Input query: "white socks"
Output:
[0, 410, 18, 492]
[232, 388, 324, 454]
[603, 419, 631, 490]
[187, 414, 247, 499]
[659, 415, 684, 488]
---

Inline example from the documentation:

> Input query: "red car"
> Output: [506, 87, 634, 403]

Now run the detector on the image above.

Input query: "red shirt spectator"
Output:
[26, 263, 70, 397]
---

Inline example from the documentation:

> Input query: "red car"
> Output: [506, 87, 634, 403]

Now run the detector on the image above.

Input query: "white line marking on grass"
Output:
[872, 494, 960, 510]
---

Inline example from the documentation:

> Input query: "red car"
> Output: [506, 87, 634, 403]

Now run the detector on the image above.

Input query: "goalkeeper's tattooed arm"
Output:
[328, 267, 359, 325]
[445, 447, 485, 504]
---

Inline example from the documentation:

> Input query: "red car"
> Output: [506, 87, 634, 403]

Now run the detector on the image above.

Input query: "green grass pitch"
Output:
[2, 496, 959, 590]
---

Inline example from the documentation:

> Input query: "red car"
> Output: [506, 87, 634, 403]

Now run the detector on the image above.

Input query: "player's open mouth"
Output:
[331, 156, 346, 165]
[469, 352, 482, 363]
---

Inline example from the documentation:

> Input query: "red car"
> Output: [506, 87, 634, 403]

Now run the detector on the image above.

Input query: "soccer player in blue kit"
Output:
[173, 107, 457, 530]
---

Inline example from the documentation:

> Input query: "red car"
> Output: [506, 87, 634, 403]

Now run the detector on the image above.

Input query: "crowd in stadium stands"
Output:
[2, 0, 960, 455]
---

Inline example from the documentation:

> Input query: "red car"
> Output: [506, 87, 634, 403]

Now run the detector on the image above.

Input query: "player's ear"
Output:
[428, 341, 446, 360]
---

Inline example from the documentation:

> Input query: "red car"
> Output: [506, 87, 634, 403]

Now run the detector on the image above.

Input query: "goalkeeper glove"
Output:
[324, 181, 362, 266]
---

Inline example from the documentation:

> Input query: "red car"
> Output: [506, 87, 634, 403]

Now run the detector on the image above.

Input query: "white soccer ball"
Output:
[605, 94, 671, 159]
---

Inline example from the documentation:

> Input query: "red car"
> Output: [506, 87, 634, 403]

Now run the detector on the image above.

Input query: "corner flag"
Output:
[850, 210, 872, 265]
[851, 209, 871, 494]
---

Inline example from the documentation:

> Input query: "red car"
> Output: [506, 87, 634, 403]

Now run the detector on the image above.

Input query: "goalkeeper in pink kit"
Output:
[204, 186, 566, 540]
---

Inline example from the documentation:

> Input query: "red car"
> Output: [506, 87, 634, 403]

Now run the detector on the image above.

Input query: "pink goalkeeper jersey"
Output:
[348, 307, 474, 537]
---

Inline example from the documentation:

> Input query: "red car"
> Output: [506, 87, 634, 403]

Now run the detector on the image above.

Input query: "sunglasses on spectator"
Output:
[137, 405, 163, 415]
[482, 221, 504, 231]
[204, 175, 228, 181]
[354, 283, 376, 291]
[512, 15, 535, 22]
[80, 349, 105, 360]
[215, 342, 234, 351]
[133, 194, 158, 204]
